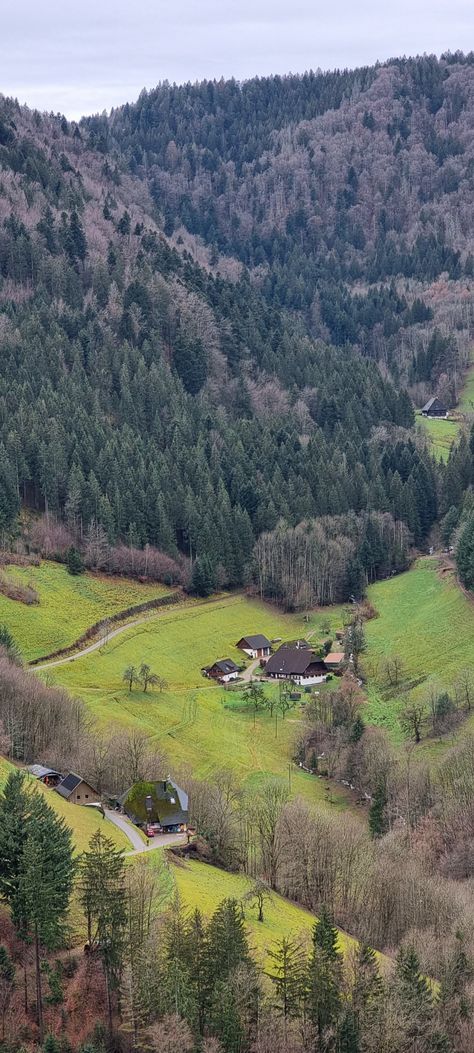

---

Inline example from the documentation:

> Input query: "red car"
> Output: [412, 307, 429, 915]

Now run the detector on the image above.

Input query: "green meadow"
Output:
[364, 558, 474, 753]
[44, 591, 347, 807]
[170, 856, 354, 967]
[416, 413, 460, 461]
[0, 560, 171, 661]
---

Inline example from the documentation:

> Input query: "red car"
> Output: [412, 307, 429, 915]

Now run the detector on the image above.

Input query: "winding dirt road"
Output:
[34, 613, 162, 670]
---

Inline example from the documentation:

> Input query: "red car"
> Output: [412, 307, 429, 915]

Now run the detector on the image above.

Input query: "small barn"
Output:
[324, 652, 345, 672]
[203, 658, 240, 683]
[55, 773, 100, 805]
[28, 764, 63, 787]
[122, 779, 189, 833]
[236, 635, 271, 659]
[265, 644, 327, 685]
[421, 396, 447, 418]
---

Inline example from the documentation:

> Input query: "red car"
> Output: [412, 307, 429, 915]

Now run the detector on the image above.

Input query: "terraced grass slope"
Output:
[365, 557, 474, 751]
[0, 561, 171, 661]
[0, 756, 129, 853]
[44, 593, 347, 807]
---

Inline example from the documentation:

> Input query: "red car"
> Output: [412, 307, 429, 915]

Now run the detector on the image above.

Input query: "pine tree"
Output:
[267, 936, 306, 1020]
[191, 555, 217, 597]
[66, 545, 84, 575]
[456, 513, 474, 591]
[0, 944, 15, 1040]
[78, 831, 127, 1034]
[308, 907, 343, 1047]
[368, 781, 388, 839]
[0, 781, 75, 1043]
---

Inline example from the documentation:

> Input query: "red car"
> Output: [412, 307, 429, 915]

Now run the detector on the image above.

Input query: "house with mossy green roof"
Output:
[121, 778, 189, 832]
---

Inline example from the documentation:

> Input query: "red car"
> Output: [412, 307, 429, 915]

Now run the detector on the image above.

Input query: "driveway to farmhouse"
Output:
[104, 808, 187, 854]
[240, 658, 261, 681]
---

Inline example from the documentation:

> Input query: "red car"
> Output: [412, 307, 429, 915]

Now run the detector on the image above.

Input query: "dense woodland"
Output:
[2, 55, 474, 599]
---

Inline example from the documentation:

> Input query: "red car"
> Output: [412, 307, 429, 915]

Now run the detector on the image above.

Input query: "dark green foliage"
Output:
[0, 771, 74, 1041]
[267, 936, 306, 1019]
[0, 624, 21, 663]
[308, 907, 343, 1046]
[368, 781, 389, 839]
[191, 555, 217, 597]
[456, 512, 474, 589]
[78, 830, 127, 1032]
[66, 545, 84, 575]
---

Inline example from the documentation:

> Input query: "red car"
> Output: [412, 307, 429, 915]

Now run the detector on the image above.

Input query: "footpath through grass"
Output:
[45, 592, 347, 808]
[364, 558, 474, 753]
[0, 560, 171, 661]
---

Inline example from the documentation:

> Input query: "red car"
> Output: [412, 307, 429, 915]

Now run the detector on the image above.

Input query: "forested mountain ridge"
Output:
[95, 53, 474, 400]
[0, 58, 463, 598]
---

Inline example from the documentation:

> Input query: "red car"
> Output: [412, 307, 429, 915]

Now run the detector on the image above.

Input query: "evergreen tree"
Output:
[368, 781, 388, 839]
[308, 907, 343, 1047]
[78, 831, 128, 1034]
[66, 545, 84, 575]
[456, 512, 474, 590]
[191, 555, 217, 597]
[267, 936, 306, 1021]
[0, 943, 15, 1041]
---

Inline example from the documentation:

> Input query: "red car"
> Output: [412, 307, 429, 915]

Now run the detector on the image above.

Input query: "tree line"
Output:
[0, 769, 472, 1053]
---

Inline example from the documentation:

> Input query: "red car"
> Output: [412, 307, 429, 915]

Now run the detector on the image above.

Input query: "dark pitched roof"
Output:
[237, 634, 271, 649]
[28, 764, 62, 780]
[421, 396, 446, 413]
[206, 658, 239, 675]
[56, 773, 85, 799]
[265, 644, 315, 676]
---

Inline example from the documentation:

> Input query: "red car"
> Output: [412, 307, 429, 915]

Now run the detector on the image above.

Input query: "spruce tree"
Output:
[0, 944, 15, 1041]
[368, 781, 388, 839]
[78, 831, 127, 1034]
[66, 545, 84, 575]
[267, 936, 306, 1021]
[308, 907, 343, 1046]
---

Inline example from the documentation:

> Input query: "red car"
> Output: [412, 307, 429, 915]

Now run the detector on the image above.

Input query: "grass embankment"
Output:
[0, 561, 172, 662]
[416, 413, 460, 462]
[0, 756, 129, 854]
[45, 593, 347, 808]
[365, 557, 474, 755]
[142, 851, 391, 974]
[171, 857, 352, 966]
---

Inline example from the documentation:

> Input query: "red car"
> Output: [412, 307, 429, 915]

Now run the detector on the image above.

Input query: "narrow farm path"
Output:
[103, 808, 186, 855]
[33, 614, 154, 670]
[33, 594, 244, 671]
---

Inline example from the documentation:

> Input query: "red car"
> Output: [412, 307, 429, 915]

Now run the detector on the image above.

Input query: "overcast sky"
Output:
[2, 0, 473, 119]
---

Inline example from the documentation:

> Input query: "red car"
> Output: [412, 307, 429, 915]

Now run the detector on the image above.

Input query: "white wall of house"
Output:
[220, 671, 239, 682]
[293, 673, 327, 686]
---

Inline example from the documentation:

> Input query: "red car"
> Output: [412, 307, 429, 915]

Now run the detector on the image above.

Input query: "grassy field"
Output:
[44, 593, 348, 808]
[416, 413, 460, 461]
[0, 560, 171, 661]
[364, 558, 474, 753]
[0, 756, 129, 853]
[170, 855, 354, 968]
